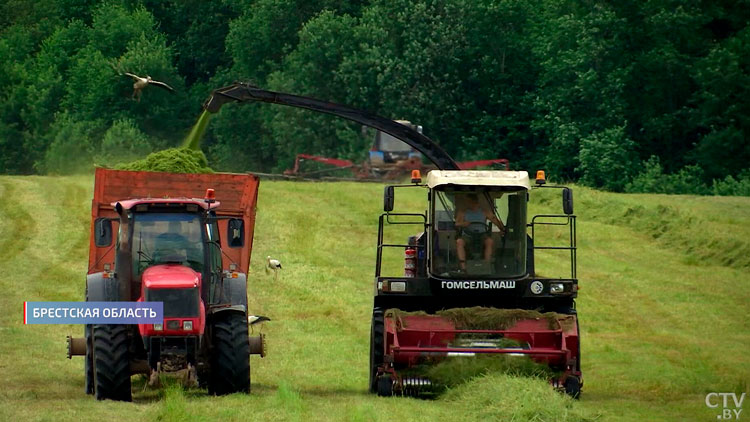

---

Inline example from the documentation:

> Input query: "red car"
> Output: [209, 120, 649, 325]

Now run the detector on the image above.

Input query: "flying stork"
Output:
[123, 72, 174, 101]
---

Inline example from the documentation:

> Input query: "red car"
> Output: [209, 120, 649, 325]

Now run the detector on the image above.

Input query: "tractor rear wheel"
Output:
[369, 307, 384, 393]
[92, 324, 132, 401]
[84, 324, 93, 394]
[208, 312, 250, 395]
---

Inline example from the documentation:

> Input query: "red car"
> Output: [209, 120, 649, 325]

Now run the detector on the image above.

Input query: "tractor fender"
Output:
[85, 272, 119, 302]
[208, 305, 247, 316]
[219, 273, 248, 310]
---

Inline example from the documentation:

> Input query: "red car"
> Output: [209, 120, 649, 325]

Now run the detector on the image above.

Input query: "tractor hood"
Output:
[142, 264, 201, 289]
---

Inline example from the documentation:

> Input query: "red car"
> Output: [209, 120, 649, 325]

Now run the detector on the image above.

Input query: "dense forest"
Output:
[0, 0, 748, 194]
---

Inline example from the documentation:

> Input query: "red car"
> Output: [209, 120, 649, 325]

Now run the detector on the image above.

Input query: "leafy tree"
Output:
[578, 126, 637, 191]
[689, 27, 750, 180]
[95, 118, 154, 167]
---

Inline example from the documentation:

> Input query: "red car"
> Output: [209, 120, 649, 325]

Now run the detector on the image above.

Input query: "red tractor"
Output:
[67, 169, 265, 400]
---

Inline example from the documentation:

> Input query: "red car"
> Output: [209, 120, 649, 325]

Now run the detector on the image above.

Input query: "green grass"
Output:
[0, 175, 748, 421]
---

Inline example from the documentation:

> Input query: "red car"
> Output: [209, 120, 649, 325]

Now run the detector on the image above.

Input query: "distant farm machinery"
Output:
[282, 121, 509, 181]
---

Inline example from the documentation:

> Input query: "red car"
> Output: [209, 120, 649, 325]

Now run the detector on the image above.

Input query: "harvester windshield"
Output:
[131, 213, 205, 277]
[431, 187, 527, 278]
[376, 132, 414, 153]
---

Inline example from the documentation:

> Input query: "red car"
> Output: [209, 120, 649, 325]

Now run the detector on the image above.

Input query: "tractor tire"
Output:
[92, 324, 132, 401]
[84, 324, 94, 395]
[564, 376, 581, 399]
[208, 312, 250, 395]
[369, 307, 384, 394]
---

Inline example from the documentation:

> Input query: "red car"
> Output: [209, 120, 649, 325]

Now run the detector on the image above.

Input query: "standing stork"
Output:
[123, 72, 174, 101]
[266, 256, 282, 280]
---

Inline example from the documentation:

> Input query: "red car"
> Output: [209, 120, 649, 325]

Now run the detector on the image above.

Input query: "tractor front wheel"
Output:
[92, 324, 132, 401]
[208, 312, 250, 395]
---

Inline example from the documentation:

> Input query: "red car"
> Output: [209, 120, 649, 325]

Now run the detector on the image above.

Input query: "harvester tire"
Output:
[564, 376, 581, 399]
[92, 324, 132, 401]
[208, 312, 250, 395]
[84, 324, 93, 395]
[369, 307, 384, 393]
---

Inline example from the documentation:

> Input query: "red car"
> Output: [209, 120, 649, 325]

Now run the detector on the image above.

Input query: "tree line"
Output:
[0, 0, 748, 194]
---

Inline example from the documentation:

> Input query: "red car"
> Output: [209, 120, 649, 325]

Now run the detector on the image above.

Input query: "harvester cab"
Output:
[67, 169, 265, 401]
[368, 120, 423, 166]
[372, 169, 581, 397]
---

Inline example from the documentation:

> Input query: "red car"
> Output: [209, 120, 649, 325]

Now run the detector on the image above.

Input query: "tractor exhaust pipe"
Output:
[66, 336, 86, 359]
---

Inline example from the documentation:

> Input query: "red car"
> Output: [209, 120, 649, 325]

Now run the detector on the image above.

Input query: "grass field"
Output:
[0, 174, 748, 422]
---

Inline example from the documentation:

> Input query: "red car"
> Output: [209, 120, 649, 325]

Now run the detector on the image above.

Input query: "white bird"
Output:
[123, 72, 175, 101]
[247, 315, 271, 325]
[266, 256, 282, 280]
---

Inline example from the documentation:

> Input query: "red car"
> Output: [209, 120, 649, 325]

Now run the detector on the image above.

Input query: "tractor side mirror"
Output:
[94, 218, 113, 247]
[384, 186, 395, 212]
[562, 188, 574, 215]
[227, 218, 245, 248]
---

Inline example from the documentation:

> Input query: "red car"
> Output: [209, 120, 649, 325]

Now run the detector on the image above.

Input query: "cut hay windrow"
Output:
[387, 306, 571, 330]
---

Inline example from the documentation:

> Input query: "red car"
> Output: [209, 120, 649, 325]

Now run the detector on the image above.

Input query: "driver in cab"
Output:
[455, 193, 505, 272]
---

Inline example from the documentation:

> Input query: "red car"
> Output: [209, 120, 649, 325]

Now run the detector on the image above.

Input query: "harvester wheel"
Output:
[369, 308, 384, 393]
[376, 375, 394, 397]
[84, 324, 93, 395]
[208, 312, 250, 395]
[564, 376, 581, 399]
[92, 324, 132, 401]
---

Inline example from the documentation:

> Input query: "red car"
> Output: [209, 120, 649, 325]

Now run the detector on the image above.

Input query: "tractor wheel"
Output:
[564, 376, 581, 399]
[376, 375, 394, 397]
[208, 312, 250, 395]
[84, 324, 93, 394]
[92, 324, 132, 401]
[369, 307, 384, 393]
